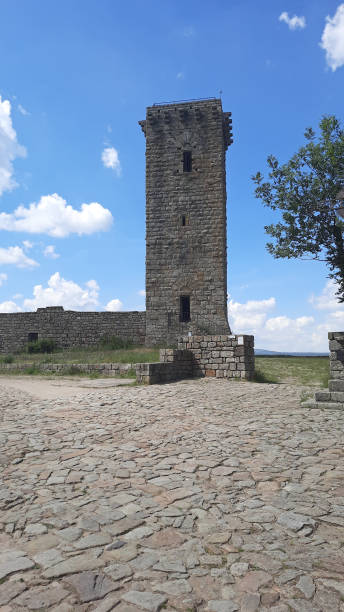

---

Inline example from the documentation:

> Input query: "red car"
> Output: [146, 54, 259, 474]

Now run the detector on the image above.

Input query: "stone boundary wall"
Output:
[0, 362, 136, 376]
[308, 332, 344, 410]
[137, 335, 255, 384]
[0, 335, 255, 384]
[0, 307, 146, 354]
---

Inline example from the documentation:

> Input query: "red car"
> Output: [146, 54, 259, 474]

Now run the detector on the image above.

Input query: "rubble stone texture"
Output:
[140, 98, 233, 346]
[0, 307, 146, 353]
[1, 378, 344, 610]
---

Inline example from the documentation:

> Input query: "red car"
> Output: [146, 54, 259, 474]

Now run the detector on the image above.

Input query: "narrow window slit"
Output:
[180, 295, 190, 322]
[183, 151, 192, 172]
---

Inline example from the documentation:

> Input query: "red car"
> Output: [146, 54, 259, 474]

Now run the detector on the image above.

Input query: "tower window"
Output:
[181, 215, 186, 226]
[183, 151, 192, 172]
[179, 295, 190, 322]
[28, 332, 38, 343]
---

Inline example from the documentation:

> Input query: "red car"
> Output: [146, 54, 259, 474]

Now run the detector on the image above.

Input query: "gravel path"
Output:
[0, 377, 343, 611]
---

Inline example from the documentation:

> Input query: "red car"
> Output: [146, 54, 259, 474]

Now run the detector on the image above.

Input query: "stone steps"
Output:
[303, 400, 344, 410]
[315, 390, 344, 402]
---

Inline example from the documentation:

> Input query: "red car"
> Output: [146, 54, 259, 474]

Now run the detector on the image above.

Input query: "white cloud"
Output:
[0, 96, 26, 196]
[12, 293, 22, 299]
[228, 297, 275, 331]
[0, 300, 22, 313]
[279, 11, 306, 30]
[228, 278, 344, 352]
[228, 296, 319, 352]
[23, 272, 100, 311]
[320, 4, 344, 71]
[309, 279, 341, 310]
[105, 298, 123, 311]
[265, 315, 314, 332]
[101, 147, 121, 176]
[18, 104, 30, 116]
[43, 245, 60, 259]
[23, 240, 33, 249]
[0, 193, 113, 237]
[0, 245, 38, 268]
[0, 272, 7, 286]
[138, 289, 146, 296]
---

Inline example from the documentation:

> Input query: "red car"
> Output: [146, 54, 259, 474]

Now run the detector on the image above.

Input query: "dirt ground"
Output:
[0, 375, 135, 400]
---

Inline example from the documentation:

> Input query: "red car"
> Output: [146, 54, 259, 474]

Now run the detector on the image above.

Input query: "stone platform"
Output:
[0, 377, 344, 611]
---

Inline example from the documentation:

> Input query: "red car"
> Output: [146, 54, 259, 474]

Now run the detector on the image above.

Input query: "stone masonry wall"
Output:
[309, 331, 344, 410]
[0, 306, 146, 354]
[140, 99, 233, 346]
[136, 350, 194, 384]
[176, 334, 255, 379]
[137, 335, 255, 384]
[0, 362, 135, 376]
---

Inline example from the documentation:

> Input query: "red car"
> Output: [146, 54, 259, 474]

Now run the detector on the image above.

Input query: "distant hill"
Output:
[255, 348, 328, 357]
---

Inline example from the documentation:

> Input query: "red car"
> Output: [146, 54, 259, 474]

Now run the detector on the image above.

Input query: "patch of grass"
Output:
[27, 338, 57, 354]
[99, 335, 133, 350]
[7, 345, 160, 365]
[118, 368, 136, 378]
[63, 365, 83, 376]
[1, 354, 14, 364]
[252, 368, 278, 384]
[25, 365, 41, 375]
[255, 356, 329, 387]
[300, 390, 313, 403]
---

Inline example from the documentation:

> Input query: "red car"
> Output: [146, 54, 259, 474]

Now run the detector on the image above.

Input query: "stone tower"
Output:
[139, 98, 233, 346]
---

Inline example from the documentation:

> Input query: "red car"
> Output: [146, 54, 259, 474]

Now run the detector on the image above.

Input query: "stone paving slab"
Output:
[0, 378, 344, 611]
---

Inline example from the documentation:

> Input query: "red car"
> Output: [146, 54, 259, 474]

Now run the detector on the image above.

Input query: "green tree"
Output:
[252, 115, 344, 300]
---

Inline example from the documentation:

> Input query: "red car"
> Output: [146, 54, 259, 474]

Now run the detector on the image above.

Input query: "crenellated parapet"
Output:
[139, 98, 233, 150]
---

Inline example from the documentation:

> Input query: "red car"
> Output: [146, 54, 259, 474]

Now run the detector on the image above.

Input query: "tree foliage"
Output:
[252, 115, 344, 300]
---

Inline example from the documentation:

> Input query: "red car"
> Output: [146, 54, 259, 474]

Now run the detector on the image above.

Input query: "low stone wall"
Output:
[307, 331, 342, 409]
[0, 335, 255, 384]
[137, 335, 255, 384]
[0, 362, 135, 376]
[0, 306, 146, 354]
[176, 334, 255, 379]
[136, 350, 194, 384]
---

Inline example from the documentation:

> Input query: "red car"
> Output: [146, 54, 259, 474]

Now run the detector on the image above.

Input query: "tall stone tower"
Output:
[139, 98, 233, 346]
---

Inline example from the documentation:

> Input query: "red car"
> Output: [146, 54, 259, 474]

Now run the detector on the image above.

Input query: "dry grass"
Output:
[0, 346, 160, 365]
[254, 356, 329, 387]
[0, 349, 330, 388]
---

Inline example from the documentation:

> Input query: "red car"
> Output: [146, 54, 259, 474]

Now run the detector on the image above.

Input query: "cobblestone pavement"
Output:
[0, 378, 344, 612]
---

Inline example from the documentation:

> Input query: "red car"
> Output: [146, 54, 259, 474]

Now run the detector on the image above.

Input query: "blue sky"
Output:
[0, 0, 344, 351]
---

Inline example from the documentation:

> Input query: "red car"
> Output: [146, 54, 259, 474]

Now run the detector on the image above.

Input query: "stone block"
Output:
[329, 332, 344, 340]
[315, 391, 331, 402]
[329, 379, 344, 391]
[331, 391, 344, 402]
[330, 360, 344, 370]
[329, 340, 343, 351]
